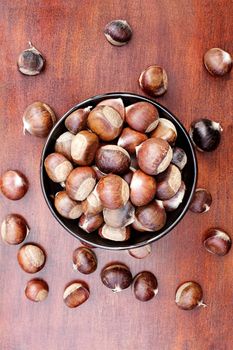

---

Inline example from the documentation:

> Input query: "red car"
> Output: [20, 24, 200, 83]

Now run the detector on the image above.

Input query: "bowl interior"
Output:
[40, 92, 197, 250]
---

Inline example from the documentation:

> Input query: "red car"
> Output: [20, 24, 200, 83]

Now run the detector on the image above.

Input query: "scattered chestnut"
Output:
[97, 98, 125, 120]
[203, 228, 231, 256]
[54, 131, 74, 160]
[25, 279, 49, 302]
[79, 213, 103, 233]
[87, 105, 123, 141]
[125, 102, 159, 133]
[189, 188, 212, 213]
[189, 118, 222, 152]
[136, 138, 172, 175]
[23, 101, 56, 137]
[96, 174, 129, 209]
[18, 42, 45, 76]
[71, 130, 99, 165]
[156, 164, 182, 200]
[139, 65, 168, 96]
[117, 127, 148, 154]
[66, 167, 96, 201]
[163, 181, 186, 211]
[17, 244, 46, 273]
[130, 169, 156, 206]
[132, 200, 166, 232]
[1, 214, 29, 245]
[101, 263, 132, 292]
[54, 191, 83, 219]
[73, 247, 97, 274]
[175, 281, 206, 310]
[103, 201, 135, 228]
[104, 20, 132, 46]
[95, 145, 130, 175]
[133, 271, 158, 302]
[65, 106, 92, 134]
[128, 244, 151, 259]
[171, 147, 187, 170]
[99, 225, 131, 241]
[63, 281, 89, 308]
[44, 153, 73, 183]
[204, 48, 232, 76]
[0, 170, 28, 200]
[151, 118, 177, 145]
[82, 187, 103, 215]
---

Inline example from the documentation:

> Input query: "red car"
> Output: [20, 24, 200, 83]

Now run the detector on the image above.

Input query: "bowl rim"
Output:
[40, 92, 197, 250]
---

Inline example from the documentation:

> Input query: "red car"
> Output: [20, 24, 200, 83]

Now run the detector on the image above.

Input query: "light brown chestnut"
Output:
[203, 228, 231, 256]
[151, 118, 177, 145]
[171, 147, 187, 170]
[44, 153, 73, 183]
[96, 174, 129, 209]
[71, 130, 99, 165]
[103, 201, 135, 228]
[117, 127, 148, 154]
[65, 106, 92, 134]
[25, 279, 49, 302]
[63, 281, 89, 308]
[73, 247, 97, 274]
[18, 42, 45, 76]
[139, 65, 168, 96]
[95, 145, 130, 175]
[17, 244, 46, 273]
[54, 131, 74, 160]
[128, 244, 151, 259]
[66, 167, 96, 201]
[82, 187, 103, 215]
[125, 102, 159, 133]
[175, 281, 206, 310]
[104, 20, 132, 46]
[97, 98, 125, 120]
[130, 169, 157, 206]
[132, 200, 166, 232]
[79, 213, 103, 233]
[101, 263, 132, 292]
[204, 48, 232, 76]
[99, 225, 131, 241]
[1, 214, 29, 245]
[189, 188, 212, 213]
[155, 164, 181, 200]
[23, 101, 56, 137]
[136, 138, 172, 175]
[133, 271, 158, 301]
[54, 191, 83, 219]
[163, 181, 186, 211]
[87, 105, 123, 141]
[0, 170, 28, 200]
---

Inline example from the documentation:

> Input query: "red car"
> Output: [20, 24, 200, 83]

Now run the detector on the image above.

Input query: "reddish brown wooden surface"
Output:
[0, 1, 233, 349]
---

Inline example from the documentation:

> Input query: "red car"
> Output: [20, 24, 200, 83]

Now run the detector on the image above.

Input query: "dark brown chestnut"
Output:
[99, 225, 131, 241]
[0, 170, 28, 200]
[95, 145, 130, 175]
[63, 281, 89, 308]
[155, 164, 181, 200]
[18, 42, 45, 76]
[79, 213, 103, 233]
[54, 191, 83, 219]
[163, 181, 186, 211]
[103, 201, 135, 228]
[25, 279, 49, 302]
[139, 65, 168, 96]
[171, 147, 187, 170]
[151, 118, 177, 145]
[189, 188, 212, 213]
[175, 281, 206, 310]
[71, 130, 99, 165]
[128, 244, 151, 259]
[97, 98, 125, 120]
[66, 167, 96, 201]
[189, 118, 222, 152]
[117, 127, 148, 154]
[65, 106, 92, 134]
[204, 48, 232, 76]
[122, 168, 134, 185]
[44, 153, 73, 183]
[130, 169, 156, 206]
[73, 247, 97, 274]
[203, 228, 231, 256]
[104, 20, 132, 46]
[101, 263, 132, 292]
[132, 200, 166, 232]
[17, 244, 46, 273]
[125, 102, 159, 133]
[1, 214, 29, 245]
[55, 131, 74, 160]
[133, 271, 158, 301]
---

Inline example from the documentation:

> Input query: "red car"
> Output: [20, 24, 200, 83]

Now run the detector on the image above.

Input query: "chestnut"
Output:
[103, 201, 135, 228]
[87, 105, 123, 141]
[99, 225, 131, 241]
[104, 20, 132, 46]
[23, 101, 56, 137]
[171, 147, 187, 170]
[163, 181, 186, 211]
[151, 118, 177, 145]
[63, 281, 89, 308]
[189, 188, 212, 213]
[71, 130, 99, 165]
[66, 167, 96, 201]
[136, 138, 172, 175]
[175, 281, 206, 310]
[128, 244, 151, 259]
[203, 228, 231, 256]
[17, 244, 46, 273]
[117, 127, 148, 154]
[44, 153, 73, 183]
[189, 118, 222, 152]
[54, 191, 83, 219]
[130, 169, 157, 206]
[96, 174, 129, 209]
[95, 145, 130, 175]
[139, 65, 168, 96]
[155, 164, 182, 200]
[18, 42, 45, 76]
[97, 98, 125, 120]
[0, 170, 28, 200]
[122, 168, 134, 185]
[73, 247, 97, 274]
[79, 213, 103, 233]
[54, 131, 74, 161]
[82, 187, 103, 215]
[130, 155, 139, 170]
[133, 271, 158, 302]
[132, 200, 166, 232]
[25, 279, 49, 302]
[65, 106, 92, 134]
[101, 263, 132, 292]
[125, 102, 159, 133]
[204, 48, 232, 76]
[1, 214, 29, 245]
[92, 165, 106, 180]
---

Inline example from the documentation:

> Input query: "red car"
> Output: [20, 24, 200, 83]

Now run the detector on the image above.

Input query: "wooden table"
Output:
[1, 1, 232, 349]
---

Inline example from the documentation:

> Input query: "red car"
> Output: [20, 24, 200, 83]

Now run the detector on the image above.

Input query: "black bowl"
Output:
[40, 92, 197, 250]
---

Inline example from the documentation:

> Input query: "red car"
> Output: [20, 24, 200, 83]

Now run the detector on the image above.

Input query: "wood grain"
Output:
[0, 1, 233, 349]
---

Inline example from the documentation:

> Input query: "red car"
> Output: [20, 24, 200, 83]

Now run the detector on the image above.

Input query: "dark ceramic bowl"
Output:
[40, 92, 197, 250]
